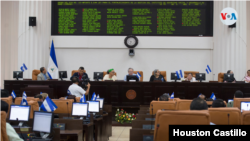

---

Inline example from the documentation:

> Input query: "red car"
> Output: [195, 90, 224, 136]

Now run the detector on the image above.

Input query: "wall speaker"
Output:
[129, 49, 134, 56]
[228, 22, 236, 28]
[29, 17, 36, 26]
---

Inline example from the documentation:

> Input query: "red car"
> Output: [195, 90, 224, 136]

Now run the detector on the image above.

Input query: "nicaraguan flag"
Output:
[198, 93, 201, 97]
[97, 94, 100, 98]
[206, 69, 209, 74]
[170, 92, 174, 99]
[210, 93, 216, 100]
[175, 71, 180, 79]
[206, 65, 212, 74]
[11, 90, 16, 99]
[91, 92, 96, 101]
[47, 40, 58, 79]
[179, 70, 183, 78]
[40, 97, 58, 112]
[23, 63, 28, 70]
[136, 72, 141, 79]
[67, 90, 71, 95]
[80, 94, 86, 103]
[20, 92, 28, 105]
[40, 92, 42, 94]
[20, 66, 24, 72]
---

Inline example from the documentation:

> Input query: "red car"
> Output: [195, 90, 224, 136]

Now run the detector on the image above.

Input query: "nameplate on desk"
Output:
[53, 123, 65, 130]
[20, 127, 29, 132]
[143, 125, 155, 130]
[143, 135, 154, 141]
[145, 118, 155, 121]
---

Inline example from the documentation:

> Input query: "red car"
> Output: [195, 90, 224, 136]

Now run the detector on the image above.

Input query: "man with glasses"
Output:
[124, 68, 140, 81]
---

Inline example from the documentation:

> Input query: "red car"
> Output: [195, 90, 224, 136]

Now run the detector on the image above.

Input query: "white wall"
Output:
[247, 1, 250, 70]
[1, 1, 19, 88]
[213, 0, 247, 81]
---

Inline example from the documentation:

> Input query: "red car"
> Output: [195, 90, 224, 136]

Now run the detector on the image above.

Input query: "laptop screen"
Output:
[228, 99, 233, 103]
[240, 101, 250, 112]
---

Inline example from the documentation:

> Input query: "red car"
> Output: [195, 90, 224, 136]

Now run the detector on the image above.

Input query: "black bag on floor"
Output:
[1, 89, 9, 97]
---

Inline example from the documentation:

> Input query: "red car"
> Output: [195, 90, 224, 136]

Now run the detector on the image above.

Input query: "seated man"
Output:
[68, 76, 90, 97]
[212, 99, 226, 107]
[223, 70, 236, 83]
[159, 93, 169, 101]
[227, 90, 244, 107]
[34, 94, 43, 107]
[37, 67, 50, 80]
[1, 100, 24, 141]
[190, 98, 215, 125]
[198, 94, 205, 100]
[185, 73, 196, 82]
[70, 67, 88, 81]
[124, 68, 140, 81]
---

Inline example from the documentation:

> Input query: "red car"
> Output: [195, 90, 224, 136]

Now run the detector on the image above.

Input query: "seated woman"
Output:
[103, 69, 117, 81]
[150, 69, 166, 82]
[244, 70, 250, 83]
[185, 73, 196, 82]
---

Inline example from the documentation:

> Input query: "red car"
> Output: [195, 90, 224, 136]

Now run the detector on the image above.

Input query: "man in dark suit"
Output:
[70, 67, 88, 81]
[223, 70, 236, 83]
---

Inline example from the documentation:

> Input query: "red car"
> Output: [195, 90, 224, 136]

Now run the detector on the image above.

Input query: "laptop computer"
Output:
[240, 101, 250, 112]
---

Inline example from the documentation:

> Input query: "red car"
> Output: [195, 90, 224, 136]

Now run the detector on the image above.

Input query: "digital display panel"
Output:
[51, 1, 213, 36]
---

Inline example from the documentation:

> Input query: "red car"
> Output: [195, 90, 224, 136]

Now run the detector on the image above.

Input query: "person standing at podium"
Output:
[70, 67, 88, 81]
[103, 69, 117, 81]
[149, 69, 166, 82]
[37, 67, 50, 80]
[124, 68, 140, 81]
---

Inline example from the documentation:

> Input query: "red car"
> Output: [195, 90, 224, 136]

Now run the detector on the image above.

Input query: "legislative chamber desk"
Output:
[4, 80, 250, 107]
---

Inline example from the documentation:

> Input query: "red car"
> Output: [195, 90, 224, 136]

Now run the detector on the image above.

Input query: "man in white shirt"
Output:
[1, 100, 24, 141]
[124, 68, 140, 81]
[185, 73, 196, 82]
[68, 76, 90, 97]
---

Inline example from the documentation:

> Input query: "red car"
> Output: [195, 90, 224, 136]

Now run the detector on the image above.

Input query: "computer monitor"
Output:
[224, 74, 234, 82]
[96, 98, 104, 109]
[240, 101, 250, 112]
[33, 111, 54, 133]
[9, 105, 31, 121]
[13, 71, 23, 80]
[195, 73, 206, 82]
[59, 71, 67, 80]
[86, 101, 100, 113]
[93, 72, 103, 80]
[71, 102, 88, 117]
[170, 73, 180, 82]
[126, 75, 139, 82]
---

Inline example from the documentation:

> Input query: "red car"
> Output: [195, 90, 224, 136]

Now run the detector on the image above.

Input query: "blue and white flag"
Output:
[20, 66, 24, 72]
[161, 77, 164, 82]
[40, 96, 58, 112]
[210, 93, 216, 100]
[80, 94, 86, 103]
[40, 92, 42, 94]
[23, 63, 28, 70]
[47, 40, 58, 79]
[198, 93, 201, 97]
[67, 90, 71, 95]
[91, 92, 96, 101]
[179, 70, 183, 78]
[170, 92, 174, 99]
[97, 94, 100, 98]
[175, 71, 180, 79]
[20, 92, 28, 105]
[206, 65, 212, 74]
[136, 72, 141, 79]
[11, 90, 16, 99]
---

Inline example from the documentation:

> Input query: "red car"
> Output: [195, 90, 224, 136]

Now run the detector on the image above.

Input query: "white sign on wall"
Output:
[220, 7, 238, 25]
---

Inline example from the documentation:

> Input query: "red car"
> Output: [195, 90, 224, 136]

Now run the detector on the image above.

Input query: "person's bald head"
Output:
[190, 98, 208, 110]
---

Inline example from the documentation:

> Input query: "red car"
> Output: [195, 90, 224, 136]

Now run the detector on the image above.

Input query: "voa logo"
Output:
[220, 7, 238, 25]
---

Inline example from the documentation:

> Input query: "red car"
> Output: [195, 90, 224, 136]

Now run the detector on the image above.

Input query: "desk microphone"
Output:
[228, 113, 230, 125]
[66, 102, 69, 119]
[154, 124, 160, 141]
